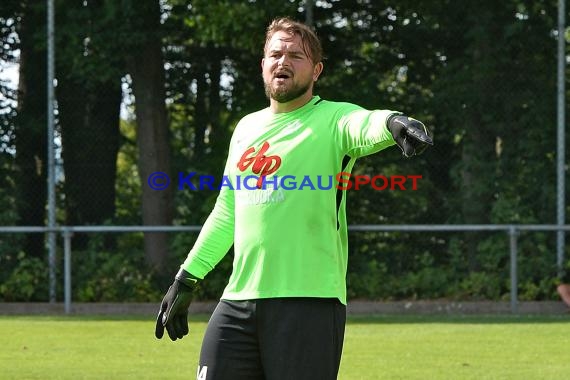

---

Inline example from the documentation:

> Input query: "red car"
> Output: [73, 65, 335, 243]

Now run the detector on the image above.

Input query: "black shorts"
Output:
[197, 297, 346, 380]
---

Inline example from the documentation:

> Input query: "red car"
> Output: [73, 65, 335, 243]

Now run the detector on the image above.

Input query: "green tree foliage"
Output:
[0, 2, 19, 228]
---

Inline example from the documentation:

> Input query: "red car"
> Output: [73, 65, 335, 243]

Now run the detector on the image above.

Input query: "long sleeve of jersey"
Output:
[180, 157, 235, 279]
[335, 107, 399, 158]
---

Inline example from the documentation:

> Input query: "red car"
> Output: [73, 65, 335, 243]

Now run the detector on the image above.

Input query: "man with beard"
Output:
[155, 17, 433, 380]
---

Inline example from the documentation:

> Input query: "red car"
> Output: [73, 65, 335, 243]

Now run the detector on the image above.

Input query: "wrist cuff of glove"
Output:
[175, 268, 199, 289]
[386, 112, 403, 129]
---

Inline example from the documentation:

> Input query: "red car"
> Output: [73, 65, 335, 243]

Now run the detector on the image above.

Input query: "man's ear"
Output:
[261, 58, 265, 71]
[313, 62, 323, 82]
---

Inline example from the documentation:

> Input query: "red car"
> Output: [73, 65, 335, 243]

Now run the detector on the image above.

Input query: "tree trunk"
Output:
[127, 1, 173, 273]
[460, 114, 494, 270]
[460, 7, 496, 271]
[58, 80, 121, 226]
[208, 52, 228, 170]
[14, 1, 47, 258]
[194, 67, 207, 166]
[55, 0, 122, 249]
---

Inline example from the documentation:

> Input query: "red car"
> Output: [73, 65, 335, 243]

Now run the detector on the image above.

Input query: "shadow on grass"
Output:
[346, 314, 570, 324]
[0, 314, 213, 323]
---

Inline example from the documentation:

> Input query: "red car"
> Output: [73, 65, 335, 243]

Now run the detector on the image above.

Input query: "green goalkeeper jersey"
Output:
[181, 96, 397, 305]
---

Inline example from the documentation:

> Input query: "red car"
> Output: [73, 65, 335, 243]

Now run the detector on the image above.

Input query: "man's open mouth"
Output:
[274, 71, 292, 79]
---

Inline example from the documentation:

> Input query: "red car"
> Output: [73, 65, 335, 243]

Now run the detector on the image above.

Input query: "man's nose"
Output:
[277, 54, 288, 66]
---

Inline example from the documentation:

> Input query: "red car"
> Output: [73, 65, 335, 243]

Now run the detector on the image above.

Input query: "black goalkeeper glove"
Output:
[155, 268, 198, 341]
[387, 114, 433, 157]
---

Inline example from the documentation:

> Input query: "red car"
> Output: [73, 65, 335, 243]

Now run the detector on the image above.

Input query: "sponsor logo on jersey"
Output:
[237, 186, 286, 205]
[237, 141, 281, 188]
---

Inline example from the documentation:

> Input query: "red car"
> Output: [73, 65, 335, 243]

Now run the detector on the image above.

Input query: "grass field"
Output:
[1, 314, 569, 379]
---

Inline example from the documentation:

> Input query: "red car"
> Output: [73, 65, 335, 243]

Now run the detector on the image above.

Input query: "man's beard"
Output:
[264, 78, 311, 103]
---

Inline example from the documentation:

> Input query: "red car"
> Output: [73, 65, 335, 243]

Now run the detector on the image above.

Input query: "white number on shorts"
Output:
[196, 365, 208, 380]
